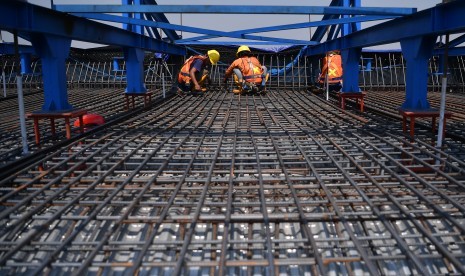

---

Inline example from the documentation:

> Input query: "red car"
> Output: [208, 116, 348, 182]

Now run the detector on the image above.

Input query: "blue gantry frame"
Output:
[305, 1, 465, 110]
[0, 43, 35, 74]
[56, 2, 414, 46]
[0, 0, 185, 111]
[1, 0, 465, 112]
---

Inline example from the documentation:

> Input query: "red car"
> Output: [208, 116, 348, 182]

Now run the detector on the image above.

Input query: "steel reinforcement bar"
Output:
[0, 89, 465, 275]
[0, 87, 167, 167]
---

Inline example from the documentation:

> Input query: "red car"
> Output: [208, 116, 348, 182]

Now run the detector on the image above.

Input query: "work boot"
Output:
[233, 81, 243, 94]
[242, 82, 251, 92]
[177, 88, 185, 97]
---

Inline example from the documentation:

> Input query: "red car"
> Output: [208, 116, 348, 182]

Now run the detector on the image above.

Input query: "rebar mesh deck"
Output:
[1, 89, 465, 275]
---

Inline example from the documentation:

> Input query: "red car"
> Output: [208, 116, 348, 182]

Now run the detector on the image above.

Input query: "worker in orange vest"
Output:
[223, 45, 268, 94]
[318, 50, 343, 89]
[175, 50, 220, 96]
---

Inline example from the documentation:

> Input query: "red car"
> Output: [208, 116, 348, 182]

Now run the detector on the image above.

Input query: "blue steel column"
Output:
[341, 48, 362, 92]
[362, 58, 372, 71]
[352, 0, 361, 32]
[342, 0, 361, 36]
[122, 0, 143, 34]
[400, 36, 436, 110]
[30, 34, 73, 111]
[20, 53, 32, 74]
[342, 0, 351, 36]
[113, 57, 122, 71]
[122, 0, 146, 94]
[122, 0, 131, 31]
[132, 0, 143, 35]
[123, 47, 147, 93]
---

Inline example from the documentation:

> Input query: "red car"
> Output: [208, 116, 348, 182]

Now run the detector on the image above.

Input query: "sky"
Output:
[0, 0, 446, 50]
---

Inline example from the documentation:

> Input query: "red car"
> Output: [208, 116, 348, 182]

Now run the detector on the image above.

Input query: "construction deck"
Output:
[0, 88, 465, 275]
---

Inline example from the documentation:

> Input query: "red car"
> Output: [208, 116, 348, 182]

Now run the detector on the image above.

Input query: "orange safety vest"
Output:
[318, 54, 343, 84]
[225, 56, 264, 84]
[178, 55, 208, 84]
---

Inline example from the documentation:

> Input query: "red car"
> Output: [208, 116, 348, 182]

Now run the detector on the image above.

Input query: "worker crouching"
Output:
[317, 50, 343, 91]
[175, 50, 220, 96]
[223, 46, 269, 94]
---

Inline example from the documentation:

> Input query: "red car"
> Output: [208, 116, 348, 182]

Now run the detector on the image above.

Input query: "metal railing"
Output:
[2, 53, 465, 94]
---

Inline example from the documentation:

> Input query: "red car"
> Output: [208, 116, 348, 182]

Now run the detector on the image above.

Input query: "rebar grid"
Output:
[1, 89, 465, 275]
[363, 90, 465, 138]
[0, 87, 167, 167]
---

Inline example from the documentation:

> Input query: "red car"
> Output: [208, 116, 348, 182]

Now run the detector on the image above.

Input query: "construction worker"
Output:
[175, 50, 220, 96]
[317, 50, 343, 90]
[223, 45, 268, 94]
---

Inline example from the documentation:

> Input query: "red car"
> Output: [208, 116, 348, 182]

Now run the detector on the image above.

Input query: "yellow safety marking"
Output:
[329, 68, 337, 77]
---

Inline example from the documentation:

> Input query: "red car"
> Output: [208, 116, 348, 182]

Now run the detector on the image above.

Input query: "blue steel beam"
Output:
[351, 0, 362, 31]
[312, 14, 340, 42]
[312, 0, 341, 42]
[448, 34, 465, 48]
[175, 41, 287, 46]
[0, 1, 185, 56]
[328, 24, 339, 41]
[144, 13, 167, 40]
[142, 0, 180, 42]
[73, 13, 318, 45]
[177, 15, 396, 43]
[55, 5, 416, 16]
[142, 13, 162, 40]
[434, 46, 465, 57]
[342, 0, 361, 36]
[142, 15, 162, 40]
[312, 0, 361, 42]
[122, 0, 143, 35]
[305, 1, 465, 56]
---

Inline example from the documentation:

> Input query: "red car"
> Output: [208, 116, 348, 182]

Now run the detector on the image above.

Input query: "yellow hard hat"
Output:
[207, 50, 220, 65]
[236, 45, 251, 56]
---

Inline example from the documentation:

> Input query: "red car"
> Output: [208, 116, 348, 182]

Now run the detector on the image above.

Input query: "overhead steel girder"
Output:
[73, 13, 317, 45]
[144, 13, 170, 41]
[177, 15, 396, 44]
[56, 5, 415, 16]
[141, 0, 180, 42]
[435, 46, 465, 57]
[176, 41, 286, 46]
[305, 1, 465, 56]
[448, 33, 465, 48]
[142, 15, 162, 40]
[312, 0, 350, 42]
[312, 14, 339, 43]
[0, 1, 185, 56]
